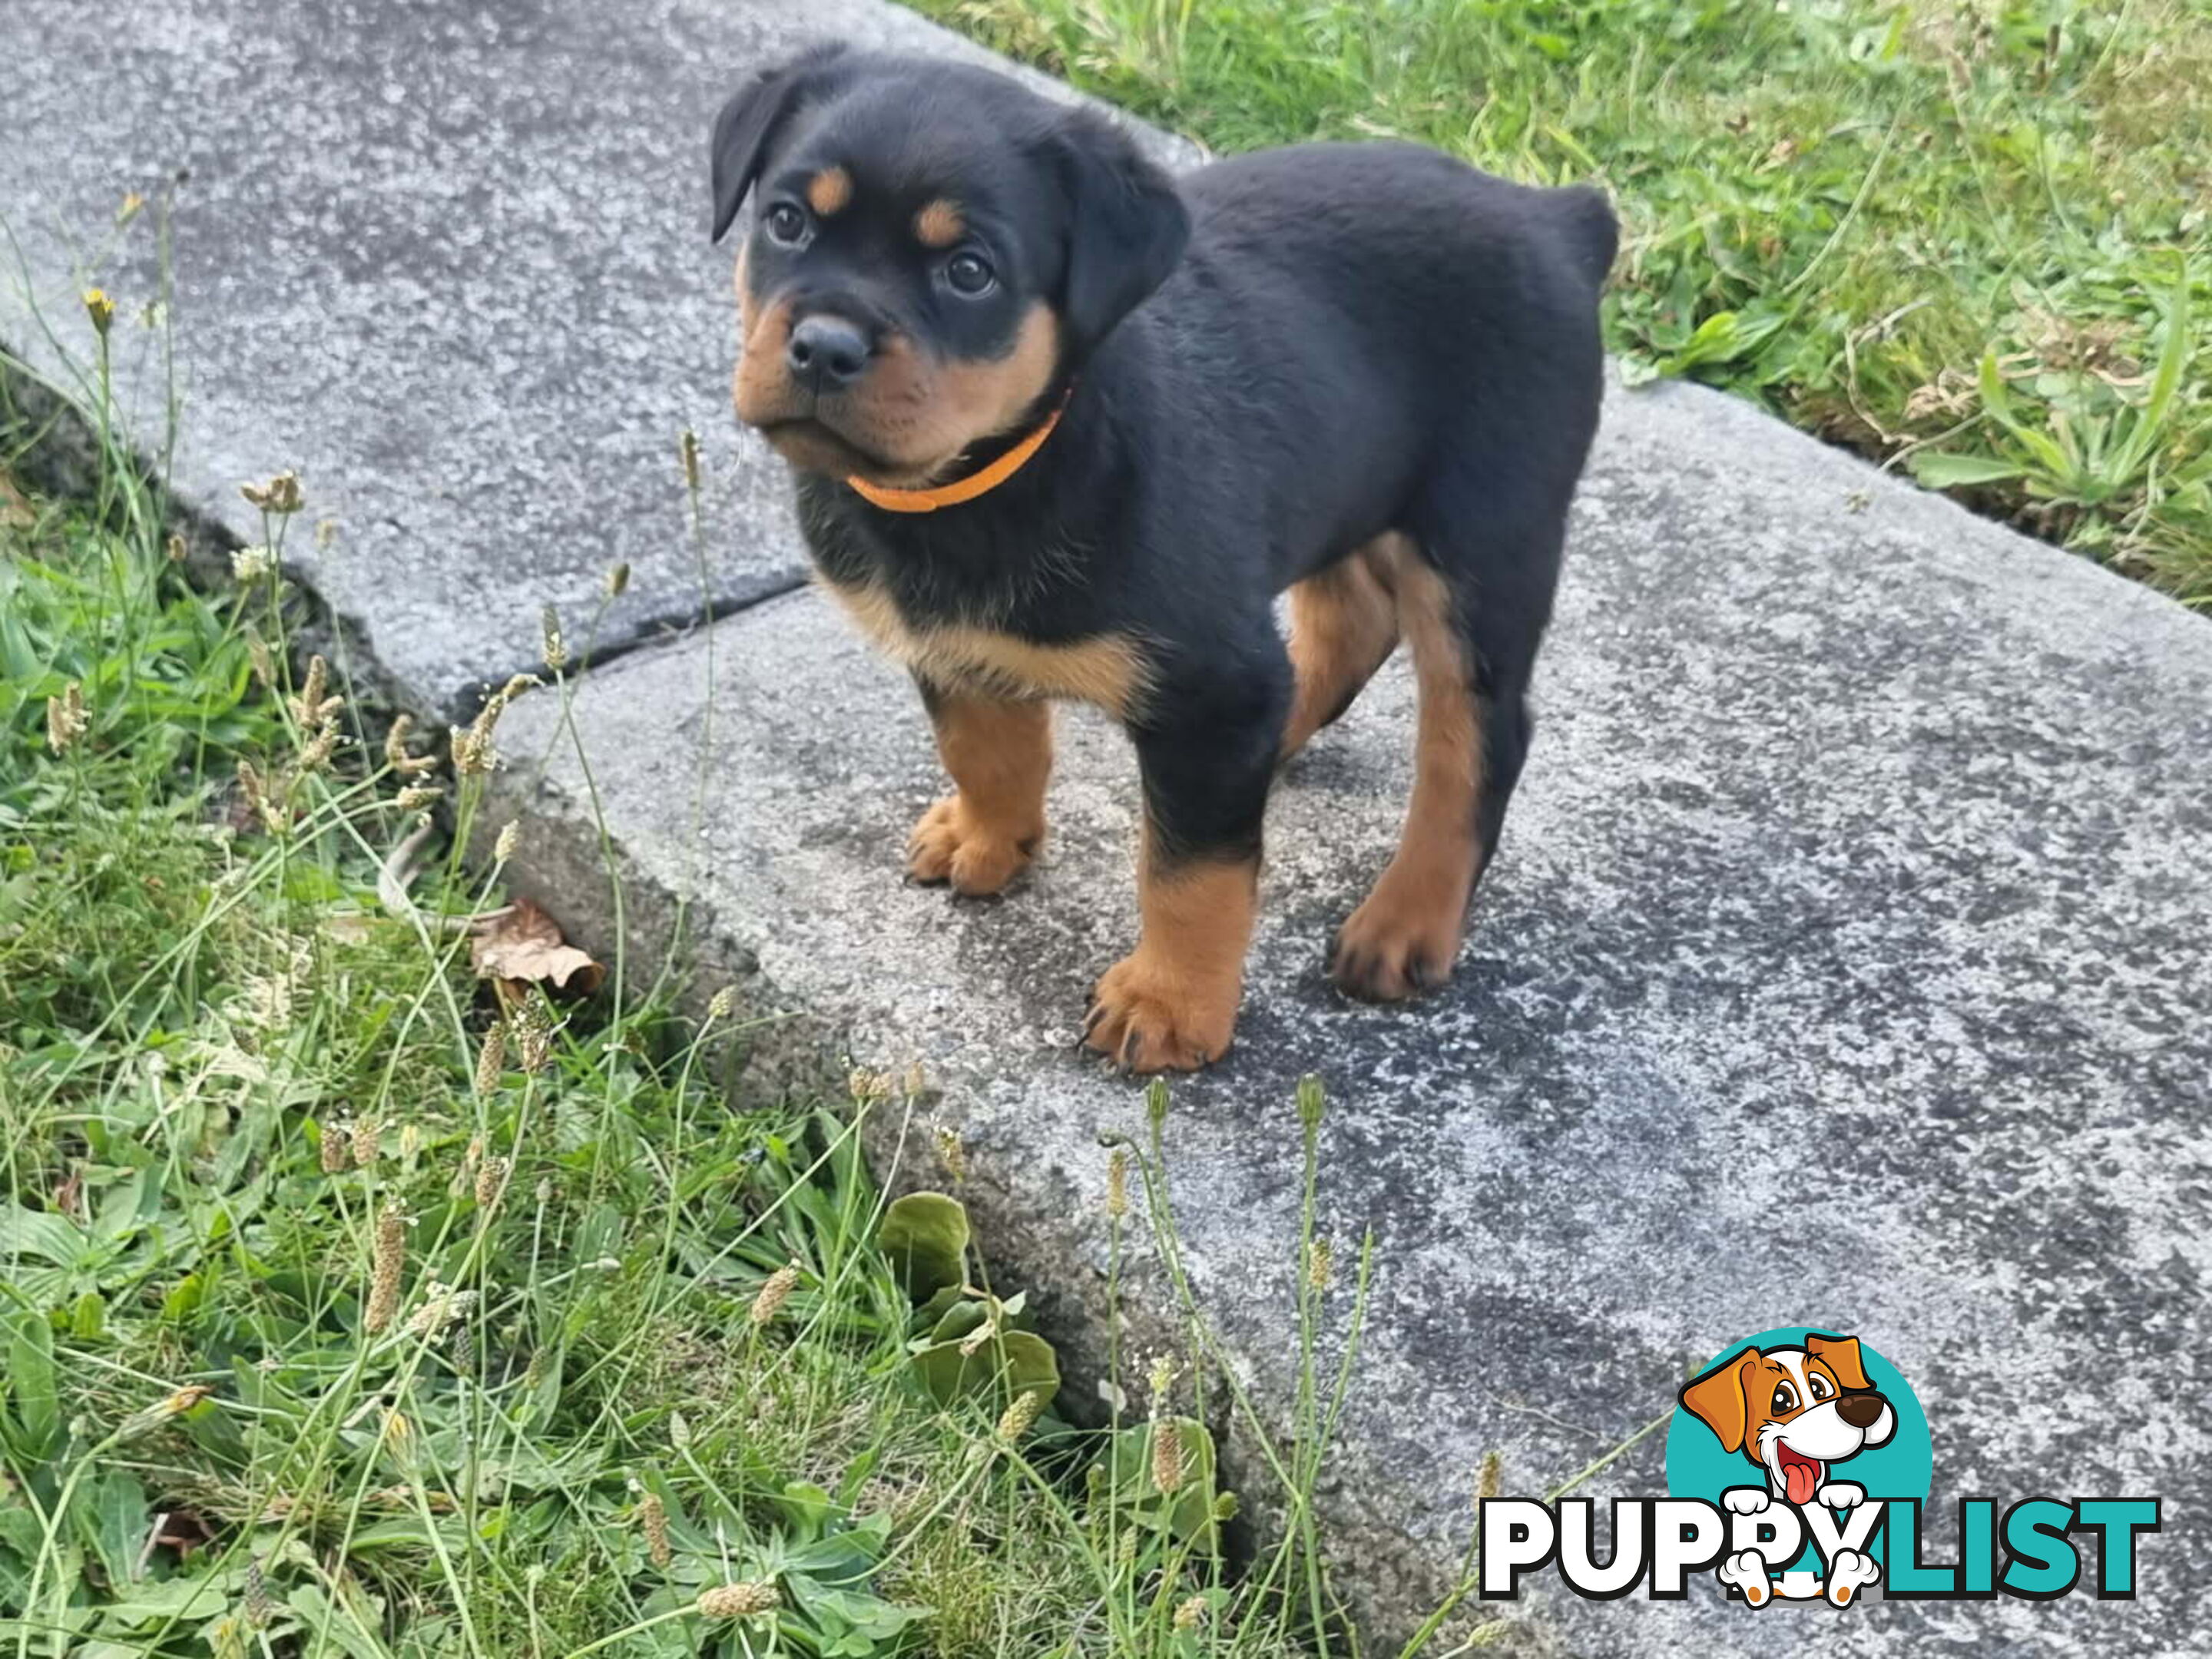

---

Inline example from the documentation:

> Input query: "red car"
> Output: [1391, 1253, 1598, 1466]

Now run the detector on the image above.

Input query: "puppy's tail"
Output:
[1551, 184, 1619, 292]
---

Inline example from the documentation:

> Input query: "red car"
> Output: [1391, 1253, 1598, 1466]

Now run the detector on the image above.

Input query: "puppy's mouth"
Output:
[753, 414, 899, 478]
[1773, 1442, 1823, 1506]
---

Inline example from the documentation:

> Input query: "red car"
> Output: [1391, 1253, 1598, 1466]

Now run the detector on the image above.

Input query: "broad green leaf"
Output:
[876, 1192, 969, 1302]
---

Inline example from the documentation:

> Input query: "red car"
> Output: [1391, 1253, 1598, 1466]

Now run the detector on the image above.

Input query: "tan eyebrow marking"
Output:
[915, 198, 966, 248]
[806, 167, 852, 216]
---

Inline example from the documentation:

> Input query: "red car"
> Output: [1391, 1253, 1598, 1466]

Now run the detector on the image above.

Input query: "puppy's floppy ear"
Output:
[1679, 1350, 1760, 1455]
[1804, 1333, 1873, 1392]
[709, 44, 849, 243]
[1049, 111, 1189, 356]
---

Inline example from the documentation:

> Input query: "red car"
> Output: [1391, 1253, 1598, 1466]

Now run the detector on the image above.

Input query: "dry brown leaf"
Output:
[0, 468, 35, 528]
[469, 897, 603, 996]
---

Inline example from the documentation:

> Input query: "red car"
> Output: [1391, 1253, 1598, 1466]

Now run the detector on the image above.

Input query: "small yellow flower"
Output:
[118, 191, 147, 224]
[82, 288, 115, 335]
[706, 986, 735, 1021]
[1104, 1147, 1128, 1219]
[115, 1383, 216, 1442]
[230, 545, 273, 583]
[1173, 1595, 1208, 1631]
[381, 1408, 414, 1458]
[494, 821, 520, 862]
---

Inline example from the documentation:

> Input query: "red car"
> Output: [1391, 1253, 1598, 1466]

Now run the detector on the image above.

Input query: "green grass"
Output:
[924, 0, 2212, 607]
[2, 298, 1644, 1653]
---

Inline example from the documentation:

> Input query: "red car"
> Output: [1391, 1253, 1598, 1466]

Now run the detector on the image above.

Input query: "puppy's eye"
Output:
[764, 203, 807, 245]
[1809, 1374, 1833, 1401]
[1771, 1382, 1798, 1414]
[945, 252, 996, 296]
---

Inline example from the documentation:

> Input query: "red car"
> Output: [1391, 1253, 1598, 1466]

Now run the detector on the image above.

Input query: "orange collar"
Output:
[845, 394, 1068, 514]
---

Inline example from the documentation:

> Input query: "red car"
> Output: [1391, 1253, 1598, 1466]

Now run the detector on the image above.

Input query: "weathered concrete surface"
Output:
[489, 371, 2212, 1656]
[0, 0, 1184, 717]
[14, 0, 2209, 1649]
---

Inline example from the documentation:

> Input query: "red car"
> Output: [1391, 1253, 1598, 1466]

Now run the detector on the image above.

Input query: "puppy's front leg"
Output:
[907, 679, 1052, 896]
[1084, 661, 1286, 1072]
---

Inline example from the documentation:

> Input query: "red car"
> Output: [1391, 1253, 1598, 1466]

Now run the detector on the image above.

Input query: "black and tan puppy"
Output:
[710, 46, 1613, 1072]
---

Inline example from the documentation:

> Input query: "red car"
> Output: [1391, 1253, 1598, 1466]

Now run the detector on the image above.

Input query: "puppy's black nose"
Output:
[1836, 1391, 1887, 1429]
[786, 314, 872, 387]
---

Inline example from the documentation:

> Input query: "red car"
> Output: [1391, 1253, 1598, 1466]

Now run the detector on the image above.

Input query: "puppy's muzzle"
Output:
[786, 313, 874, 392]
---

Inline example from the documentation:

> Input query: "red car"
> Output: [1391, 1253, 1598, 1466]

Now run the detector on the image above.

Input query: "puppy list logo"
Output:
[1479, 1326, 2161, 1609]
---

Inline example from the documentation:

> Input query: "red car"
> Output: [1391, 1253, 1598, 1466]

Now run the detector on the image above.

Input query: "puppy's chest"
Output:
[816, 574, 1147, 718]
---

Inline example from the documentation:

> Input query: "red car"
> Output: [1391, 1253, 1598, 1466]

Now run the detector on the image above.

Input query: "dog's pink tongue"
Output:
[1783, 1462, 1820, 1506]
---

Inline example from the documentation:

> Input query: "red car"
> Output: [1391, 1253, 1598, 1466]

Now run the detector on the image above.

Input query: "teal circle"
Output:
[1665, 1326, 1932, 1573]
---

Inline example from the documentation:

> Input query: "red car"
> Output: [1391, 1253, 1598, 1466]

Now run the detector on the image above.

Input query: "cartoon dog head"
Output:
[1680, 1333, 1896, 1507]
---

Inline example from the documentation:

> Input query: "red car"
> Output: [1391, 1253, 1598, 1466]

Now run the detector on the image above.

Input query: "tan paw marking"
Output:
[1330, 866, 1466, 1001]
[906, 794, 1038, 896]
[1082, 948, 1239, 1073]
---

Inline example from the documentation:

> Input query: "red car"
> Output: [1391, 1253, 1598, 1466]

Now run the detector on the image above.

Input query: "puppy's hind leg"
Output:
[1278, 535, 1402, 760]
[1329, 519, 1557, 1002]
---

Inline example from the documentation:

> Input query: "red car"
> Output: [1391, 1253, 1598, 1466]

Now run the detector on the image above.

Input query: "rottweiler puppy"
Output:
[710, 45, 1614, 1072]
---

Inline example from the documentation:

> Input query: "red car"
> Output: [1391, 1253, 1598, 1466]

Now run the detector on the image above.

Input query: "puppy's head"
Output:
[708, 46, 1188, 485]
[1678, 1333, 1896, 1506]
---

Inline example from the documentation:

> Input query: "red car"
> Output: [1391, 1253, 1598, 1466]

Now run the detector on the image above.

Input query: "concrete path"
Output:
[2, 0, 1177, 718]
[10, 4, 2210, 1654]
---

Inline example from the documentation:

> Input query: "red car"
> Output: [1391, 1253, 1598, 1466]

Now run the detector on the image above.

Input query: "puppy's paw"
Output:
[906, 795, 1039, 896]
[1816, 1480, 1866, 1510]
[1721, 1487, 1773, 1516]
[1330, 876, 1465, 1002]
[1082, 950, 1238, 1073]
[1717, 1550, 1773, 1608]
[1825, 1548, 1879, 1607]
